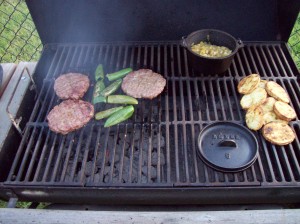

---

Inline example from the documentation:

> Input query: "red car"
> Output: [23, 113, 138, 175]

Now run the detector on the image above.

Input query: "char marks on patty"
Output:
[54, 73, 90, 100]
[121, 69, 166, 99]
[47, 100, 94, 135]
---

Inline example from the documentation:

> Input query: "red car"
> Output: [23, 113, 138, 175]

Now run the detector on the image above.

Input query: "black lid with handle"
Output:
[198, 122, 258, 172]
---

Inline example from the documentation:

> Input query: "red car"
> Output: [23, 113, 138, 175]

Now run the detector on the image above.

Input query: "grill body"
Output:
[1, 41, 300, 204]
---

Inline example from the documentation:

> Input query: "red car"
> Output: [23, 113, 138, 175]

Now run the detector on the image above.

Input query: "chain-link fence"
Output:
[289, 13, 300, 68]
[0, 0, 42, 63]
[0, 0, 299, 68]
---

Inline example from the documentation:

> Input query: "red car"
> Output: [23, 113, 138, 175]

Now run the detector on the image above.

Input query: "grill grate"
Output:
[4, 42, 300, 188]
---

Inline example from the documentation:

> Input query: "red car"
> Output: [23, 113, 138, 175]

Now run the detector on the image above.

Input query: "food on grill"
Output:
[95, 64, 104, 81]
[273, 101, 296, 121]
[121, 69, 166, 99]
[93, 80, 106, 104]
[240, 94, 252, 110]
[265, 81, 290, 103]
[107, 68, 133, 81]
[237, 74, 260, 94]
[47, 100, 94, 135]
[263, 111, 288, 125]
[238, 74, 296, 146]
[191, 41, 232, 58]
[262, 121, 296, 145]
[107, 95, 138, 105]
[104, 105, 134, 127]
[258, 79, 268, 89]
[100, 79, 122, 97]
[54, 73, 90, 100]
[245, 106, 264, 130]
[260, 97, 276, 113]
[95, 106, 124, 120]
[240, 87, 267, 110]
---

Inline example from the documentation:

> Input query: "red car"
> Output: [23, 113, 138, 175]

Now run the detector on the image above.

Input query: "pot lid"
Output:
[198, 122, 258, 172]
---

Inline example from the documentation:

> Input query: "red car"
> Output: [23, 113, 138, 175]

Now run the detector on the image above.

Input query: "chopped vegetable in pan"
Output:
[191, 41, 232, 58]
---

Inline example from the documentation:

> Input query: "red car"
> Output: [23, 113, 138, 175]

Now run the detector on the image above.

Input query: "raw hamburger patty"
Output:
[121, 69, 166, 99]
[47, 100, 94, 135]
[54, 73, 90, 100]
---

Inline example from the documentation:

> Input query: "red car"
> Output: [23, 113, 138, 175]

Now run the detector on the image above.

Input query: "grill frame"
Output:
[1, 41, 300, 204]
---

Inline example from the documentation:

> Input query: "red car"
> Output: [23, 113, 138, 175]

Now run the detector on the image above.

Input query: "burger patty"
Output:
[54, 73, 90, 100]
[121, 69, 166, 99]
[47, 100, 94, 135]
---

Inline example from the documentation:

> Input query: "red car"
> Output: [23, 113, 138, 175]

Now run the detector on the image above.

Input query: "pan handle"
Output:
[181, 36, 188, 48]
[237, 39, 244, 48]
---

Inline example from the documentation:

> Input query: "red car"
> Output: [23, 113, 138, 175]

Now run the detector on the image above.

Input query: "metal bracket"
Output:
[6, 66, 37, 137]
[7, 197, 18, 208]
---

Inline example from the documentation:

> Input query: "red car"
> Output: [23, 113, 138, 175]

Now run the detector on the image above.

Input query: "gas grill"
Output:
[0, 0, 300, 206]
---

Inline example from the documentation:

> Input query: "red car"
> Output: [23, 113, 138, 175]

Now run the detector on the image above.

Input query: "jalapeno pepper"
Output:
[92, 80, 106, 104]
[106, 68, 132, 81]
[95, 64, 104, 81]
[104, 105, 134, 127]
[95, 106, 124, 120]
[107, 95, 138, 105]
[100, 79, 122, 97]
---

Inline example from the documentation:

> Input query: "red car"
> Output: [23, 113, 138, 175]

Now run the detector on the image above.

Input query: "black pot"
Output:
[182, 29, 244, 75]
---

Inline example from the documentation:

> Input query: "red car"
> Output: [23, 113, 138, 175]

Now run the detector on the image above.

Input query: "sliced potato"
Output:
[245, 106, 264, 130]
[240, 94, 253, 110]
[237, 74, 260, 94]
[265, 81, 290, 103]
[240, 87, 267, 110]
[262, 121, 296, 145]
[260, 97, 276, 113]
[273, 101, 296, 121]
[263, 111, 288, 125]
[259, 79, 268, 89]
[251, 88, 267, 107]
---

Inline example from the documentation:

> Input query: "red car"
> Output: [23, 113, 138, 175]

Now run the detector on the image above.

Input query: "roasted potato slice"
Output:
[265, 81, 290, 103]
[251, 88, 267, 107]
[245, 106, 264, 131]
[263, 111, 288, 125]
[240, 87, 267, 110]
[240, 94, 253, 110]
[273, 101, 296, 121]
[260, 97, 276, 113]
[259, 79, 268, 89]
[262, 121, 295, 145]
[237, 74, 260, 94]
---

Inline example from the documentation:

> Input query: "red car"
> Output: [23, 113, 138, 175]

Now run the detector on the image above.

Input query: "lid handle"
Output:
[218, 140, 237, 148]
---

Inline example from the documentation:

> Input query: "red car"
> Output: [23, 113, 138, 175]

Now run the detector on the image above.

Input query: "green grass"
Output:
[0, 200, 49, 209]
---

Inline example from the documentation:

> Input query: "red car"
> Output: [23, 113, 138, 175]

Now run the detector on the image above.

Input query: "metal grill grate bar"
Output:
[4, 42, 300, 188]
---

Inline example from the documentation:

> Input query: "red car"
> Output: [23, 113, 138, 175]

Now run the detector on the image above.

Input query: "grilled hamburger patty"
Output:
[54, 73, 90, 100]
[47, 100, 94, 135]
[121, 69, 166, 99]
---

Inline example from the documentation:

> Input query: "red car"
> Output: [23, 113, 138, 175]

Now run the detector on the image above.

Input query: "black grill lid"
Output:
[26, 0, 300, 44]
[198, 122, 258, 172]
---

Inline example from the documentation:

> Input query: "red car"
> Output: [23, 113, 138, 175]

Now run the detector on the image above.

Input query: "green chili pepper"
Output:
[106, 68, 132, 81]
[95, 106, 124, 120]
[100, 79, 122, 97]
[107, 95, 138, 105]
[104, 105, 134, 127]
[93, 80, 105, 96]
[92, 95, 107, 104]
[92, 80, 106, 104]
[95, 64, 104, 81]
